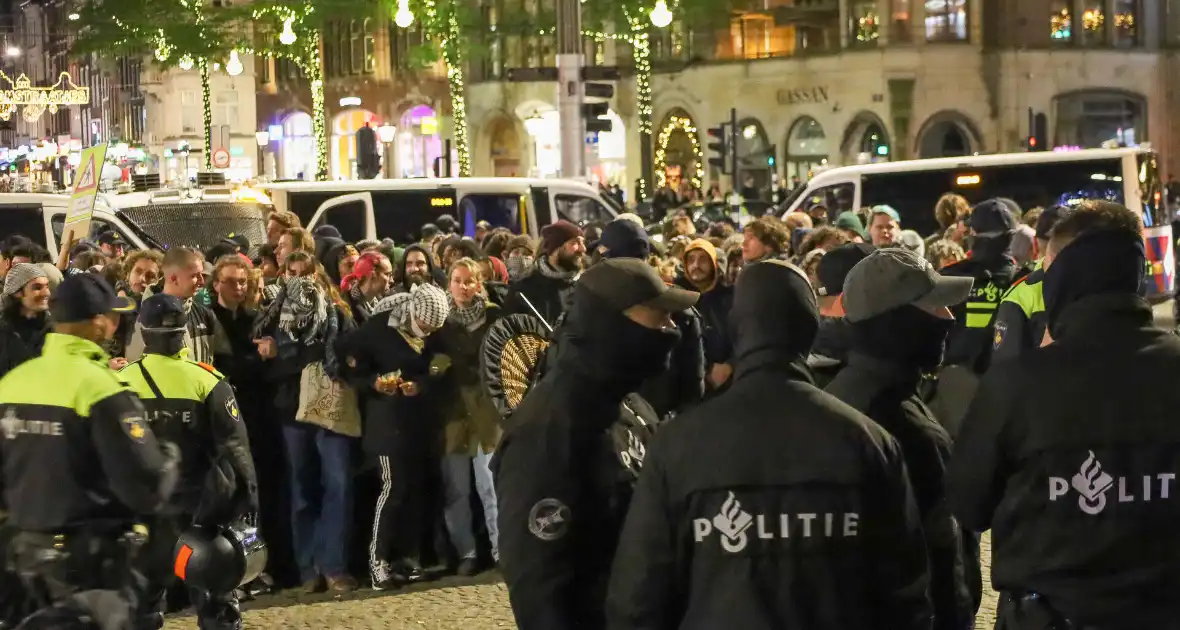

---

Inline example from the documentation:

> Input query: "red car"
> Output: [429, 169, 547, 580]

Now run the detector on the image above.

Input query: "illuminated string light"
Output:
[280, 17, 297, 45]
[654, 115, 703, 190]
[199, 58, 212, 170]
[178, 55, 194, 71]
[395, 0, 414, 28]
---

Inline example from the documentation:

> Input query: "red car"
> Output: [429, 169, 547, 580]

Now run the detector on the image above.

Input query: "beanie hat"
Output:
[540, 220, 584, 255]
[3, 263, 48, 297]
[36, 263, 64, 290]
[505, 235, 535, 257]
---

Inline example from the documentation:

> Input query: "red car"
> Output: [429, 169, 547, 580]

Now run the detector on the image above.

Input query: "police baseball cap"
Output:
[815, 242, 875, 297]
[138, 294, 188, 332]
[968, 199, 1018, 237]
[579, 258, 699, 313]
[97, 230, 126, 247]
[842, 248, 974, 323]
[49, 273, 135, 323]
[1035, 205, 1071, 241]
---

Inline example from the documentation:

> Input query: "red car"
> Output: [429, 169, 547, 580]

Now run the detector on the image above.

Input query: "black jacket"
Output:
[940, 244, 1019, 374]
[636, 307, 705, 419]
[808, 315, 852, 388]
[826, 352, 974, 630]
[493, 287, 662, 630]
[210, 302, 265, 390]
[675, 275, 733, 370]
[606, 261, 932, 630]
[0, 306, 48, 380]
[504, 262, 577, 330]
[949, 294, 1180, 628]
[338, 311, 440, 455]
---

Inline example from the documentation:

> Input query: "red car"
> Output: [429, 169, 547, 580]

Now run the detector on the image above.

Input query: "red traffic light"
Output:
[1028, 136, 1037, 148]
[707, 126, 725, 139]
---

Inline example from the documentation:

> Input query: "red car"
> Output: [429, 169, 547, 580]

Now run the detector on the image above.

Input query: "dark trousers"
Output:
[368, 419, 436, 575]
[133, 515, 240, 630]
[242, 391, 297, 587]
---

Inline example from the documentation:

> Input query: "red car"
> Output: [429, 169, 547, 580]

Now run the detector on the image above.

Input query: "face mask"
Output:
[410, 318, 429, 339]
[613, 315, 681, 386]
[506, 255, 532, 280]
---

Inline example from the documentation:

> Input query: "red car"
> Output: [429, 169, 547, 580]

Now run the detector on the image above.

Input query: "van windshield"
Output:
[117, 201, 268, 254]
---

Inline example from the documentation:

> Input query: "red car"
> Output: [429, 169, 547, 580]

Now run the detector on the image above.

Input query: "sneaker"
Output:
[456, 557, 481, 577]
[326, 574, 358, 593]
[371, 561, 397, 591]
[301, 575, 324, 594]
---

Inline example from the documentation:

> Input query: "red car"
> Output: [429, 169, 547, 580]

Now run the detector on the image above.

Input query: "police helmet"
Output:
[172, 521, 267, 595]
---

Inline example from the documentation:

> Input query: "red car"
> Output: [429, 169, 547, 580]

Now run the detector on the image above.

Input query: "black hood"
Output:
[316, 237, 349, 285]
[556, 282, 680, 402]
[1043, 229, 1146, 338]
[812, 315, 851, 362]
[398, 243, 443, 288]
[968, 232, 1014, 264]
[730, 260, 818, 380]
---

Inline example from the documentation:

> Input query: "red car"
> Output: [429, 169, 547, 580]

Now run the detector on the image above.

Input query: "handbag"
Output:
[295, 360, 361, 438]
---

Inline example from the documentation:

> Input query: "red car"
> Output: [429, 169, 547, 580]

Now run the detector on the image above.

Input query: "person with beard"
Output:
[125, 247, 226, 366]
[606, 260, 932, 630]
[679, 239, 734, 393]
[504, 220, 585, 328]
[0, 263, 51, 380]
[949, 201, 1180, 629]
[338, 283, 451, 589]
[825, 248, 976, 630]
[396, 243, 446, 294]
[932, 199, 1020, 437]
[495, 259, 696, 629]
[808, 243, 874, 387]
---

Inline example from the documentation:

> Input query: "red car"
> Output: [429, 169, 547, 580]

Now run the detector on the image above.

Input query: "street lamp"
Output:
[394, 0, 414, 27]
[5, 46, 20, 58]
[225, 50, 244, 76]
[67, 12, 80, 20]
[178, 55, 194, 71]
[255, 131, 270, 180]
[377, 124, 396, 178]
[279, 17, 297, 45]
[650, 0, 673, 28]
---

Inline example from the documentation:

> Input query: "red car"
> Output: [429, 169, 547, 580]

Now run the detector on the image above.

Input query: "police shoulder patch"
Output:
[225, 396, 240, 421]
[121, 414, 148, 443]
[993, 321, 1008, 350]
[528, 498, 571, 542]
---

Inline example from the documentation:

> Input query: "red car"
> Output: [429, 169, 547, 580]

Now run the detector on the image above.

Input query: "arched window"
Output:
[784, 116, 829, 183]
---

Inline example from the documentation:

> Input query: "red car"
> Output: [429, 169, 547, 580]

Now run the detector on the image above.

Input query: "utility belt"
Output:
[8, 523, 148, 599]
[999, 593, 1103, 630]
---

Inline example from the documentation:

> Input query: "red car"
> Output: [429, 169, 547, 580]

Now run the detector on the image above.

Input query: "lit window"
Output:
[850, 0, 880, 43]
[1113, 0, 1139, 47]
[1050, 0, 1071, 41]
[892, 0, 911, 42]
[924, 0, 967, 42]
[1080, 2, 1106, 45]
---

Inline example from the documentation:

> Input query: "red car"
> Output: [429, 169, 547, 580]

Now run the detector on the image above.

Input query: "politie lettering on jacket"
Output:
[1, 408, 62, 439]
[1050, 450, 1176, 515]
[693, 491, 860, 553]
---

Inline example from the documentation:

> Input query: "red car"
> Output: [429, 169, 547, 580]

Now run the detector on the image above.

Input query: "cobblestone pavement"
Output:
[164, 532, 1000, 629]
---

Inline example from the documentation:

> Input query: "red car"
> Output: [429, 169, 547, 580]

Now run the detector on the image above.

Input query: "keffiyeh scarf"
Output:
[536, 256, 579, 282]
[375, 282, 450, 334]
[349, 283, 382, 321]
[254, 276, 329, 345]
[448, 297, 487, 331]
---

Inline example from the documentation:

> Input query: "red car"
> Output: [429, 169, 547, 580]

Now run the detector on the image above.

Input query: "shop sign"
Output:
[0, 72, 90, 122]
[776, 86, 830, 106]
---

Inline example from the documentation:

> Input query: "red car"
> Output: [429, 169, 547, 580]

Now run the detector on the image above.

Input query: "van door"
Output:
[307, 192, 375, 242]
[46, 208, 148, 252]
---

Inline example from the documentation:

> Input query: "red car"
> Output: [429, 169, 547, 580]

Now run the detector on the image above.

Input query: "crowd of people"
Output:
[0, 187, 1177, 630]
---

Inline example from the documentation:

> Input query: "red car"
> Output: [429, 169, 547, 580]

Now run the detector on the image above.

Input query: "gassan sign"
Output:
[776, 86, 831, 106]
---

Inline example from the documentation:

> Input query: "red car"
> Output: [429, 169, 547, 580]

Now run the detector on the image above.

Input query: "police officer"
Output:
[989, 206, 1070, 366]
[932, 198, 1020, 435]
[607, 260, 932, 629]
[119, 294, 258, 630]
[0, 274, 179, 626]
[950, 200, 1180, 629]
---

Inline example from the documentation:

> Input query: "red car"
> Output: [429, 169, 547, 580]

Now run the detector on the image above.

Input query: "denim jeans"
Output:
[282, 422, 354, 582]
[441, 447, 499, 562]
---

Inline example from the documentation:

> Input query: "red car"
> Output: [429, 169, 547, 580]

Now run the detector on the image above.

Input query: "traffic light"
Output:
[707, 124, 729, 174]
[583, 101, 611, 133]
[766, 144, 777, 167]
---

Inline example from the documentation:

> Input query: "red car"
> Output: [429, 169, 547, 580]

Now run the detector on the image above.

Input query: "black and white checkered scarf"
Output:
[448, 296, 487, 331]
[254, 276, 328, 345]
[375, 282, 450, 333]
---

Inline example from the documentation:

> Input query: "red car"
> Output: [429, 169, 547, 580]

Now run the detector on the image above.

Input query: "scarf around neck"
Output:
[349, 283, 382, 320]
[537, 256, 579, 282]
[254, 276, 328, 344]
[448, 296, 487, 330]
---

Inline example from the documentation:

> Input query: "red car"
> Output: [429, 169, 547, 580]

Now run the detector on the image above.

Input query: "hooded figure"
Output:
[494, 259, 695, 630]
[396, 243, 445, 292]
[607, 259, 932, 630]
[949, 225, 1180, 629]
[825, 248, 977, 630]
[677, 238, 734, 392]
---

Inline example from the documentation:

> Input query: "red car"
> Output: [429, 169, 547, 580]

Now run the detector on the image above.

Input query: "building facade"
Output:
[254, 17, 450, 181]
[465, 0, 1180, 195]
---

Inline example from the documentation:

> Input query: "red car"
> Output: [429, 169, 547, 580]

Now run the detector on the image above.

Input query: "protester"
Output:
[266, 210, 301, 247]
[826, 248, 976, 629]
[929, 193, 971, 251]
[949, 201, 1180, 628]
[340, 282, 450, 589]
[125, 247, 223, 365]
[606, 260, 932, 629]
[740, 216, 790, 263]
[341, 251, 394, 323]
[927, 239, 966, 270]
[504, 220, 584, 328]
[678, 238, 733, 393]
[809, 243, 874, 386]
[834, 211, 867, 243]
[0, 263, 50, 379]
[434, 258, 503, 575]
[397, 243, 444, 292]
[868, 206, 902, 247]
[495, 259, 694, 629]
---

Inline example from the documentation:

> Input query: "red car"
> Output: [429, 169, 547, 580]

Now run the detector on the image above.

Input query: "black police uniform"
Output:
[607, 261, 933, 630]
[120, 295, 258, 630]
[0, 274, 179, 626]
[494, 259, 689, 629]
[949, 230, 1180, 629]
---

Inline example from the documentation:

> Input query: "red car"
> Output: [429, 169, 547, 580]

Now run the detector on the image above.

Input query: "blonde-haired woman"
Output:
[433, 257, 503, 573]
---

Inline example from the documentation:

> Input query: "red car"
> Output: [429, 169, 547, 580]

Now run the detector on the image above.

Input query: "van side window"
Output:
[50, 215, 137, 250]
[531, 188, 552, 226]
[0, 205, 45, 246]
[554, 194, 611, 225]
[459, 194, 522, 236]
[321, 200, 367, 243]
[801, 183, 855, 223]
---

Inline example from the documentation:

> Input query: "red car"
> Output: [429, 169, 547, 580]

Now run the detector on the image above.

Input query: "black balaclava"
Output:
[559, 285, 680, 399]
[1042, 229, 1145, 338]
[729, 260, 818, 380]
[851, 304, 953, 373]
[143, 328, 186, 357]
